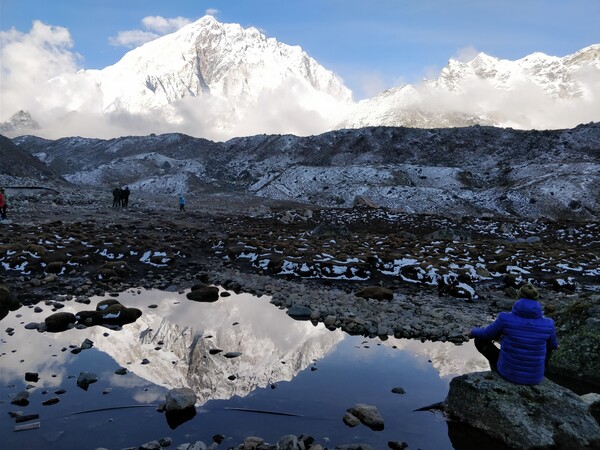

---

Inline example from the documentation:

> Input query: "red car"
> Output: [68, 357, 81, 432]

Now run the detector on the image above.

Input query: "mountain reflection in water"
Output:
[0, 288, 490, 450]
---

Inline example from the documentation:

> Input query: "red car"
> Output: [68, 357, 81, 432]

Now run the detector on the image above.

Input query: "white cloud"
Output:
[108, 30, 160, 48]
[0, 20, 81, 121]
[109, 15, 193, 48]
[205, 8, 220, 17]
[141, 16, 192, 34]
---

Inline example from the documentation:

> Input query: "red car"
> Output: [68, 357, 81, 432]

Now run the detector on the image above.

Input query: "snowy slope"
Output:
[341, 44, 600, 130]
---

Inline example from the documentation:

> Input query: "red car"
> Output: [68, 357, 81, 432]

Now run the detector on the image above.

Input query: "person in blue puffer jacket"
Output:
[469, 283, 559, 385]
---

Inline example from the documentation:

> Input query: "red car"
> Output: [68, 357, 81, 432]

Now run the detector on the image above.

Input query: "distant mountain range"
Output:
[5, 122, 599, 220]
[1, 16, 598, 139]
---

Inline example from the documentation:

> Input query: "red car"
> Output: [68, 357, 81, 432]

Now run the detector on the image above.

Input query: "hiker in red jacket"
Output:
[0, 188, 7, 220]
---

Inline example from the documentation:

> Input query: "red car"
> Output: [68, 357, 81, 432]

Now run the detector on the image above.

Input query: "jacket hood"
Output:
[512, 298, 543, 319]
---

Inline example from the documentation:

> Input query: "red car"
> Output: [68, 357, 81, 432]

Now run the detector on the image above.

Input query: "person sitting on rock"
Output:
[469, 283, 558, 385]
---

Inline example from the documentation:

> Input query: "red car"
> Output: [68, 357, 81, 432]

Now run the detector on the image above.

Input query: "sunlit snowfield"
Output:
[1, 288, 496, 449]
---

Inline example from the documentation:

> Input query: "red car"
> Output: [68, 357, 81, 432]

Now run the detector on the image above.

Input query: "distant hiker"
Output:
[121, 186, 130, 208]
[112, 187, 122, 207]
[179, 195, 185, 212]
[0, 188, 6, 220]
[469, 283, 558, 385]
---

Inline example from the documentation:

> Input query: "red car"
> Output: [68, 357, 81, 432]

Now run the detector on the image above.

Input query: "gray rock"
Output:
[286, 305, 313, 320]
[342, 412, 360, 427]
[346, 403, 384, 431]
[139, 441, 161, 450]
[165, 387, 196, 412]
[243, 436, 264, 449]
[444, 371, 600, 450]
[76, 372, 98, 390]
[188, 443, 208, 450]
[276, 435, 303, 450]
[391, 387, 406, 394]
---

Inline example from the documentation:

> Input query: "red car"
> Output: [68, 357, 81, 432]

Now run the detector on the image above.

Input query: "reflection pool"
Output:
[0, 288, 490, 449]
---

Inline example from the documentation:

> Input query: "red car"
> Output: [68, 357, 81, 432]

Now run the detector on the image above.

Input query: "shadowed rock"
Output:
[346, 403, 384, 431]
[355, 286, 393, 301]
[44, 312, 76, 332]
[186, 286, 219, 302]
[443, 371, 600, 450]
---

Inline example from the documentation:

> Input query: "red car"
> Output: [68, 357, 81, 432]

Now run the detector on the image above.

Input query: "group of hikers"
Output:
[0, 188, 7, 220]
[110, 186, 187, 212]
[112, 186, 131, 208]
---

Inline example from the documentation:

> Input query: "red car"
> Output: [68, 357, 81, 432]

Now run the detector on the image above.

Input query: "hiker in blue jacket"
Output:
[469, 283, 558, 385]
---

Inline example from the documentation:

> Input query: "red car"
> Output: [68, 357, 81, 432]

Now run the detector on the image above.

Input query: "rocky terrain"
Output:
[4, 121, 600, 222]
[1, 122, 599, 448]
[1, 186, 599, 449]
[0, 187, 598, 374]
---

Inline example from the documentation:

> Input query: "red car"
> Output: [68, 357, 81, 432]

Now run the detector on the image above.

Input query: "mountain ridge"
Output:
[6, 121, 599, 220]
[1, 16, 598, 139]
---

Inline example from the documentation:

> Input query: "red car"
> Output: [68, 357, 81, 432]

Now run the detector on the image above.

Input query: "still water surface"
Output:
[0, 288, 490, 449]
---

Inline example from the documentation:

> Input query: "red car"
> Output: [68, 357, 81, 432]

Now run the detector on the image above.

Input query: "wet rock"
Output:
[140, 441, 162, 450]
[242, 436, 264, 449]
[286, 305, 313, 320]
[76, 372, 98, 390]
[186, 286, 219, 302]
[76, 302, 142, 327]
[42, 397, 60, 406]
[346, 403, 384, 431]
[44, 312, 76, 332]
[444, 371, 600, 449]
[343, 413, 360, 427]
[80, 338, 94, 349]
[387, 442, 408, 450]
[158, 437, 173, 447]
[165, 387, 197, 412]
[354, 286, 393, 301]
[11, 391, 29, 406]
[277, 435, 302, 450]
[45, 261, 64, 274]
[391, 387, 405, 394]
[25, 372, 39, 382]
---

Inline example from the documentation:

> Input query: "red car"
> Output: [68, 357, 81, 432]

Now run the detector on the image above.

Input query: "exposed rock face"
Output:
[548, 293, 600, 385]
[443, 371, 600, 450]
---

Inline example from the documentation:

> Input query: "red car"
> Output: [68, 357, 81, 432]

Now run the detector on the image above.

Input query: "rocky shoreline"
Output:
[1, 188, 599, 449]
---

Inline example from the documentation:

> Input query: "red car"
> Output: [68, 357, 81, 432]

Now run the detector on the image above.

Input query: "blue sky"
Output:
[1, 0, 599, 99]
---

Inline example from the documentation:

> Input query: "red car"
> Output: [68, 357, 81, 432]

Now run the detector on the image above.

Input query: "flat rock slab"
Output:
[444, 371, 600, 450]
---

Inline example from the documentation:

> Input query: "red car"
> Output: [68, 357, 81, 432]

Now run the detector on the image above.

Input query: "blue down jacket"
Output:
[471, 298, 559, 385]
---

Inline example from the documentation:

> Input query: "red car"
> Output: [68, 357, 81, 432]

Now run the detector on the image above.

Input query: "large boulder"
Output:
[186, 286, 219, 302]
[444, 371, 600, 450]
[547, 293, 600, 385]
[45, 312, 77, 332]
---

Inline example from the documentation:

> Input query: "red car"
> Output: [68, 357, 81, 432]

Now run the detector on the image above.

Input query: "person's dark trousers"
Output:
[474, 338, 500, 372]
